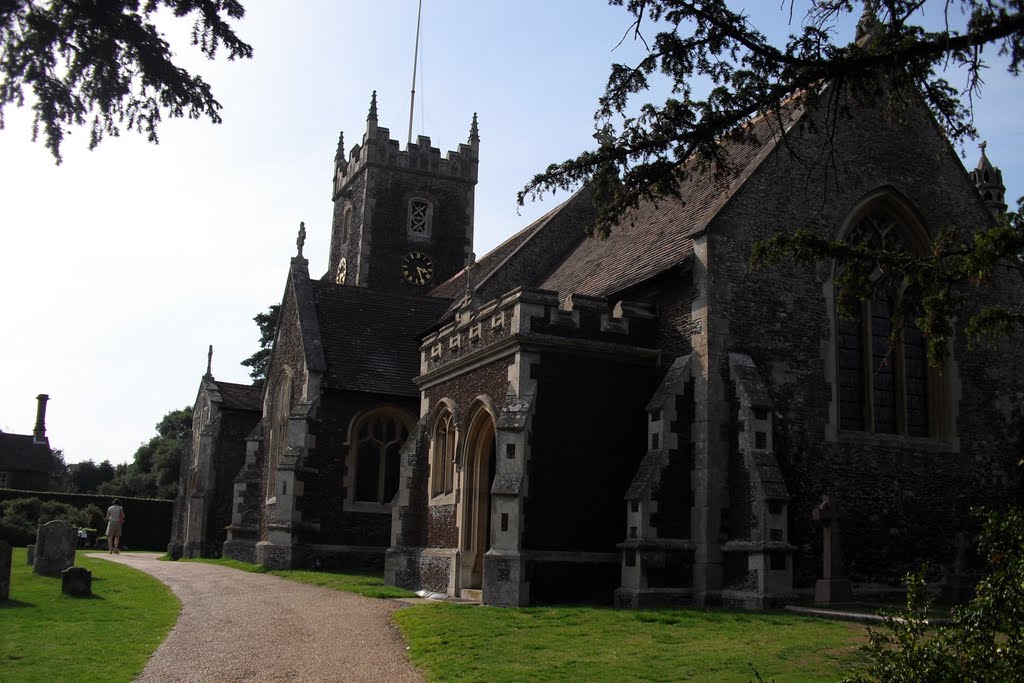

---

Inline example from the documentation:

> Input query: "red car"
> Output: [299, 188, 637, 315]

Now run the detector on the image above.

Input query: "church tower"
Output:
[325, 92, 479, 293]
[970, 141, 1008, 218]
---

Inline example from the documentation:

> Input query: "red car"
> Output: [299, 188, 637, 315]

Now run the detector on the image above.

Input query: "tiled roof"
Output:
[539, 112, 791, 297]
[428, 201, 569, 300]
[0, 432, 53, 474]
[311, 283, 453, 397]
[212, 381, 262, 412]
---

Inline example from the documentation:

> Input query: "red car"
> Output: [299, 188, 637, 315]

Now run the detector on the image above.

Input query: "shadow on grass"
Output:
[0, 598, 35, 609]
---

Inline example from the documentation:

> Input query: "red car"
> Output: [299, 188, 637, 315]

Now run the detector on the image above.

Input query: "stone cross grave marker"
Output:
[33, 519, 77, 577]
[0, 540, 11, 601]
[812, 494, 854, 604]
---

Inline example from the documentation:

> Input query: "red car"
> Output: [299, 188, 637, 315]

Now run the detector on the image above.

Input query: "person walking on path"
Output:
[105, 499, 125, 553]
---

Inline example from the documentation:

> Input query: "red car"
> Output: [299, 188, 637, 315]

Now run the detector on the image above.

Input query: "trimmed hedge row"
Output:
[0, 488, 173, 550]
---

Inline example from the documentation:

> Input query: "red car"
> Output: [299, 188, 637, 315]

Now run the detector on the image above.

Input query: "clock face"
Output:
[336, 257, 347, 285]
[401, 251, 434, 286]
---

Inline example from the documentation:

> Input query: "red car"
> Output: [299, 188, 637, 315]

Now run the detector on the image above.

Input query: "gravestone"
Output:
[812, 495, 853, 604]
[941, 530, 975, 603]
[61, 567, 92, 597]
[33, 520, 77, 577]
[26, 544, 35, 565]
[0, 540, 11, 601]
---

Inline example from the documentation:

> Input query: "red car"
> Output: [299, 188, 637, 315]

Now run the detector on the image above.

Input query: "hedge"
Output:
[0, 488, 173, 550]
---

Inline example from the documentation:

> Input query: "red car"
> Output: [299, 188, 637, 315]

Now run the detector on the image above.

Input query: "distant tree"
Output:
[240, 304, 280, 388]
[64, 458, 117, 493]
[523, 0, 1024, 361]
[100, 406, 191, 499]
[49, 448, 66, 488]
[0, 0, 253, 163]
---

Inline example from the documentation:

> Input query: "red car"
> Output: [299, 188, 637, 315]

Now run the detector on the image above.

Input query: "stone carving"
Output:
[812, 495, 853, 604]
[33, 519, 77, 577]
[0, 540, 11, 601]
[61, 567, 92, 597]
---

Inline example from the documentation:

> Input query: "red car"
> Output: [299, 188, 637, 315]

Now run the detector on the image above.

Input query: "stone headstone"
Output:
[812, 495, 853, 604]
[61, 567, 92, 597]
[33, 519, 77, 577]
[941, 530, 975, 603]
[26, 544, 35, 565]
[0, 540, 11, 601]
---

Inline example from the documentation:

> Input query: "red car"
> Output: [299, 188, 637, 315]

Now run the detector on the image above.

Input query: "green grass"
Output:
[1, 547, 180, 683]
[181, 556, 417, 599]
[394, 602, 870, 682]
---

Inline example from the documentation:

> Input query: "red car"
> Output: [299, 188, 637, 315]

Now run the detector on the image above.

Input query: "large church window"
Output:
[430, 409, 456, 498]
[351, 410, 412, 505]
[408, 198, 432, 238]
[835, 206, 933, 438]
[267, 373, 292, 501]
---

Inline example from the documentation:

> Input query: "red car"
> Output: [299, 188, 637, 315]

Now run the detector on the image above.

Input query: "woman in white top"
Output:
[106, 499, 125, 554]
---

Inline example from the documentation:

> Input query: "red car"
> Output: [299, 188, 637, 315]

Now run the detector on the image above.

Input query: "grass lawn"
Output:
[181, 556, 417, 599]
[394, 602, 870, 682]
[1, 548, 179, 683]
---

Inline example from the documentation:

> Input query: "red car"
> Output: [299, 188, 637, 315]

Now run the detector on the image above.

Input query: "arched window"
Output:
[408, 198, 432, 238]
[429, 409, 456, 498]
[350, 409, 413, 505]
[267, 373, 292, 500]
[342, 206, 353, 243]
[835, 204, 934, 438]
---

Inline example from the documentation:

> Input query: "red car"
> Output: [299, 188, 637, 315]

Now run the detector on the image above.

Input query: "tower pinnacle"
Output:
[367, 91, 378, 122]
[971, 141, 1007, 217]
[296, 221, 307, 259]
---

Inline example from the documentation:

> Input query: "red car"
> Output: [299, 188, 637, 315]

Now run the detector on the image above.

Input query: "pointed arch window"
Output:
[430, 409, 456, 498]
[267, 373, 292, 501]
[835, 206, 938, 439]
[350, 410, 413, 505]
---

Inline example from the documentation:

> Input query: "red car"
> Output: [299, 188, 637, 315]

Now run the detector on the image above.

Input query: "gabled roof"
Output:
[311, 282, 453, 397]
[211, 381, 262, 412]
[540, 108, 798, 298]
[0, 432, 52, 474]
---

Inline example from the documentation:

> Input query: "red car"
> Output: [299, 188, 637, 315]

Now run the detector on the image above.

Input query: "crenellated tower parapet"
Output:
[325, 91, 479, 294]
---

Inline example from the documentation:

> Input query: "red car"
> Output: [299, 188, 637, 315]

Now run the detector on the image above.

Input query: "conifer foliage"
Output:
[0, 0, 253, 162]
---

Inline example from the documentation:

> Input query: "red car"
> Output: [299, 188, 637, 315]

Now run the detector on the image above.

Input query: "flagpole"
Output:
[408, 0, 424, 145]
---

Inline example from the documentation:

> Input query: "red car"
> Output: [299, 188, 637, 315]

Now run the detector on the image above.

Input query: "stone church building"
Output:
[171, 87, 1023, 608]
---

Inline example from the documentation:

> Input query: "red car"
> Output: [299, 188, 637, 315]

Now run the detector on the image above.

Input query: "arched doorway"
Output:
[459, 409, 496, 595]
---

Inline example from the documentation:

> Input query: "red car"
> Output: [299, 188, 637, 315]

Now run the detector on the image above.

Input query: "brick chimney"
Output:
[33, 394, 49, 444]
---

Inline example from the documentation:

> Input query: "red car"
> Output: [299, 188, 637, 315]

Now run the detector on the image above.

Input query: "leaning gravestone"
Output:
[26, 544, 35, 565]
[0, 540, 11, 601]
[61, 567, 92, 597]
[33, 520, 77, 577]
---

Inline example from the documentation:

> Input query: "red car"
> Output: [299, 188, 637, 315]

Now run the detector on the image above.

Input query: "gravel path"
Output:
[96, 553, 423, 683]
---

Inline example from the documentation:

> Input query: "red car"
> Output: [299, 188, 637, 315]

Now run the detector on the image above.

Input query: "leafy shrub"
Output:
[0, 496, 99, 546]
[844, 507, 1024, 683]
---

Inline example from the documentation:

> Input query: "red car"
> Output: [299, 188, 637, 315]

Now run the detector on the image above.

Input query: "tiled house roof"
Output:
[0, 433, 53, 474]
[312, 282, 453, 397]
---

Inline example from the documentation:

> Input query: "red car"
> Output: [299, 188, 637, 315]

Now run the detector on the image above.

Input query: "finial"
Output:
[334, 131, 345, 162]
[367, 91, 378, 122]
[205, 345, 213, 378]
[296, 221, 306, 258]
[469, 112, 479, 144]
[855, 0, 880, 44]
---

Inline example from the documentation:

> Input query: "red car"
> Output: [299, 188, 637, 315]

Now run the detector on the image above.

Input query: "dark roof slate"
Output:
[0, 433, 53, 474]
[212, 381, 262, 412]
[311, 283, 453, 397]
[539, 107, 800, 298]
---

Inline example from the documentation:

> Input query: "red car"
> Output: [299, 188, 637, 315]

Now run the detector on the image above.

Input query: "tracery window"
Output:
[429, 409, 456, 498]
[835, 208, 933, 437]
[408, 198, 432, 238]
[351, 410, 412, 505]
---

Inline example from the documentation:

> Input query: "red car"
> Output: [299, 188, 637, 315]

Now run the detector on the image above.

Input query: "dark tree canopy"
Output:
[99, 406, 191, 499]
[0, 0, 253, 162]
[523, 0, 1024, 361]
[240, 303, 280, 387]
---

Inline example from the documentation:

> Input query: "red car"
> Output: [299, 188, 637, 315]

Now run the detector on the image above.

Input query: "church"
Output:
[170, 83, 1023, 608]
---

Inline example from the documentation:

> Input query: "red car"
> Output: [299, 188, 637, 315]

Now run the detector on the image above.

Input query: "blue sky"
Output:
[0, 1, 1020, 465]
